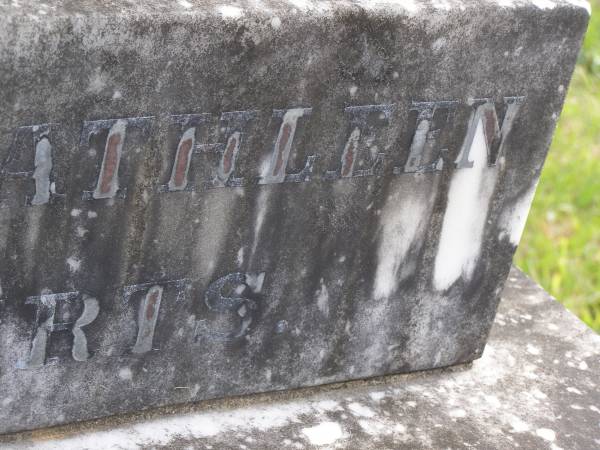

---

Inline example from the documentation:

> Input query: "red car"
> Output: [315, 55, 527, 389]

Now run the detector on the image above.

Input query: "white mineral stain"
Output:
[498, 181, 539, 245]
[349, 86, 358, 97]
[565, 0, 591, 14]
[218, 5, 243, 18]
[118, 367, 133, 380]
[76, 226, 88, 238]
[288, 0, 311, 11]
[112, 90, 122, 99]
[449, 408, 467, 418]
[270, 16, 281, 29]
[578, 361, 589, 370]
[87, 211, 98, 219]
[315, 279, 329, 318]
[509, 415, 530, 433]
[536, 428, 556, 441]
[497, 0, 517, 8]
[369, 391, 385, 401]
[484, 395, 502, 408]
[433, 117, 497, 290]
[347, 402, 375, 418]
[237, 247, 244, 267]
[250, 189, 270, 261]
[531, 388, 547, 400]
[178, 0, 192, 8]
[66, 257, 81, 273]
[70, 209, 81, 217]
[431, 0, 452, 10]
[532, 0, 556, 9]
[358, 419, 385, 435]
[431, 37, 446, 52]
[301, 421, 343, 445]
[526, 344, 541, 355]
[373, 177, 437, 300]
[87, 69, 107, 94]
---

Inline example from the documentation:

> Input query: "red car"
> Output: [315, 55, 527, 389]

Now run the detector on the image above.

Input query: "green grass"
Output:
[515, 0, 600, 332]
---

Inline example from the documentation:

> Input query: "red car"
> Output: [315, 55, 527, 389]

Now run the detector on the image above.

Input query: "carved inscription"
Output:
[455, 97, 525, 168]
[326, 104, 395, 179]
[80, 116, 154, 200]
[206, 110, 258, 188]
[19, 292, 99, 368]
[397, 100, 458, 174]
[259, 108, 316, 184]
[121, 278, 189, 354]
[196, 272, 265, 341]
[0, 123, 60, 207]
[16, 273, 263, 369]
[3, 96, 527, 370]
[161, 113, 211, 192]
[1, 97, 526, 207]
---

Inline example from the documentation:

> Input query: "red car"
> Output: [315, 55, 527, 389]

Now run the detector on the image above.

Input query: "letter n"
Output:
[455, 97, 525, 169]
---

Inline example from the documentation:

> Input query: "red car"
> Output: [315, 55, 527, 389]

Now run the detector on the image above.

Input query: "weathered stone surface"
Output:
[2, 268, 599, 449]
[0, 0, 589, 434]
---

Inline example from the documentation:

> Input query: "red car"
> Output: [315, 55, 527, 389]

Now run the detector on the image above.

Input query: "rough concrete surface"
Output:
[1, 268, 599, 449]
[0, 0, 590, 433]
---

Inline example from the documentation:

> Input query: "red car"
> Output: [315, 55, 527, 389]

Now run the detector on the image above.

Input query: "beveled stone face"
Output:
[0, 0, 589, 434]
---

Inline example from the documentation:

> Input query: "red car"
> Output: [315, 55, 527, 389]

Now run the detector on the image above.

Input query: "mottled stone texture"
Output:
[0, 0, 589, 434]
[2, 269, 600, 449]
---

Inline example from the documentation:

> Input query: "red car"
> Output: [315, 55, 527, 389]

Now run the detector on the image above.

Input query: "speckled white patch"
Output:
[218, 5, 243, 18]
[301, 421, 343, 445]
[536, 428, 556, 441]
[118, 367, 133, 380]
[66, 257, 81, 273]
[270, 16, 281, 29]
[347, 402, 375, 418]
[315, 279, 329, 318]
[532, 0, 556, 9]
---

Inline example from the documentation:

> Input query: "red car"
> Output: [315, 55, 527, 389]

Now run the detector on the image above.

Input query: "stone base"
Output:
[2, 267, 598, 449]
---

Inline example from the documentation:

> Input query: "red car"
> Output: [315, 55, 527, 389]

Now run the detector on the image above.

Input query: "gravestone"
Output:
[0, 0, 590, 434]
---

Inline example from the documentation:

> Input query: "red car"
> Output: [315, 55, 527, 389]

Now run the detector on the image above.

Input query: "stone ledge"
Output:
[2, 267, 599, 449]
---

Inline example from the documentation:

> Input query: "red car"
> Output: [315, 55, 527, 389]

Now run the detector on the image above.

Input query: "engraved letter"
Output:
[161, 111, 257, 192]
[0, 124, 58, 206]
[394, 101, 458, 174]
[327, 104, 395, 180]
[121, 279, 188, 354]
[132, 285, 163, 354]
[196, 272, 265, 341]
[455, 97, 525, 169]
[161, 113, 211, 192]
[259, 108, 316, 184]
[204, 110, 258, 188]
[94, 120, 126, 199]
[19, 292, 99, 368]
[168, 127, 196, 191]
[80, 116, 154, 200]
[31, 136, 53, 205]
